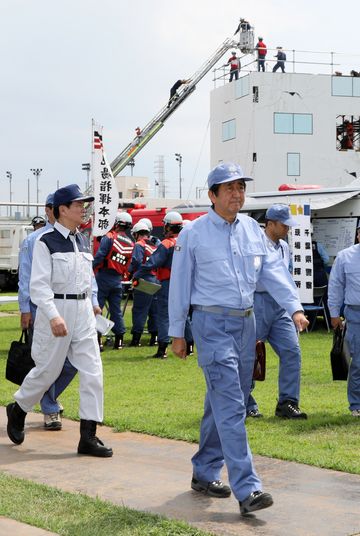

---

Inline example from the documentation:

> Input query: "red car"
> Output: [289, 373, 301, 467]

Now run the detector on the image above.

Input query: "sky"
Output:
[1, 0, 360, 210]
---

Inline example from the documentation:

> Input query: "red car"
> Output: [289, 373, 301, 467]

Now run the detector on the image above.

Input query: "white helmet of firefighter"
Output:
[131, 221, 150, 236]
[138, 217, 153, 231]
[163, 211, 183, 225]
[115, 212, 133, 228]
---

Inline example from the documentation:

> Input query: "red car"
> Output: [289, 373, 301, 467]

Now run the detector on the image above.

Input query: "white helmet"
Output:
[132, 221, 150, 235]
[163, 211, 183, 225]
[138, 217, 153, 231]
[115, 212, 133, 227]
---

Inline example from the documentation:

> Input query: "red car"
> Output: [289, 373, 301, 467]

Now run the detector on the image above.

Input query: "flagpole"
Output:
[90, 118, 95, 249]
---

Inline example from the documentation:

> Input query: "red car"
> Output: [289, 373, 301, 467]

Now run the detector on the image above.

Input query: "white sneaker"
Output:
[44, 412, 62, 430]
[351, 409, 360, 417]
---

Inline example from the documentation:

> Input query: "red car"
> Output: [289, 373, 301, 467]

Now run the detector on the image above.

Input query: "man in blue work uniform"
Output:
[169, 162, 308, 516]
[135, 211, 183, 359]
[328, 224, 360, 417]
[7, 184, 112, 457]
[93, 212, 134, 350]
[18, 193, 77, 430]
[246, 204, 307, 419]
[128, 221, 159, 347]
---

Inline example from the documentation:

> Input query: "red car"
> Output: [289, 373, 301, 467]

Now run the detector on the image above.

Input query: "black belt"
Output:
[54, 293, 87, 300]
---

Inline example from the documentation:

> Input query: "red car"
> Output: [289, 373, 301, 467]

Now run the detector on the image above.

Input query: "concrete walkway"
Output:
[0, 407, 359, 536]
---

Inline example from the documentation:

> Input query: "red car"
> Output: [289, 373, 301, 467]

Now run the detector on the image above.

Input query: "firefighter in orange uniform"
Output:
[133, 211, 183, 358]
[93, 212, 134, 350]
[128, 221, 159, 347]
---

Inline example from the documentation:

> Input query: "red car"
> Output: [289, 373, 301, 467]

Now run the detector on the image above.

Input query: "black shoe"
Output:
[275, 400, 307, 419]
[246, 408, 263, 418]
[6, 402, 27, 445]
[149, 333, 158, 346]
[113, 335, 124, 350]
[78, 419, 113, 457]
[129, 332, 142, 347]
[239, 490, 273, 515]
[153, 342, 168, 359]
[191, 476, 231, 498]
[78, 436, 113, 457]
[97, 332, 104, 352]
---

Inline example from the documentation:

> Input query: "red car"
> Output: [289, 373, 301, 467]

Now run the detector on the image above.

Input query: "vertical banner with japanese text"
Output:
[92, 121, 119, 237]
[289, 203, 313, 304]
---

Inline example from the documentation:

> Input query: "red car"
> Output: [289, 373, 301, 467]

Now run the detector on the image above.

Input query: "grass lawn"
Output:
[0, 473, 212, 536]
[0, 298, 359, 534]
[0, 299, 358, 473]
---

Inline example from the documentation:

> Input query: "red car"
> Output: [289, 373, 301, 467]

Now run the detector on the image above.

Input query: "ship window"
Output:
[294, 114, 312, 134]
[235, 75, 249, 99]
[252, 86, 259, 103]
[274, 113, 312, 134]
[332, 76, 354, 96]
[222, 119, 236, 141]
[354, 78, 360, 97]
[253, 152, 257, 162]
[287, 153, 300, 175]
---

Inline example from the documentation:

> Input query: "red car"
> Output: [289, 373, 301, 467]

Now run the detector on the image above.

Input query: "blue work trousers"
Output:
[191, 308, 261, 502]
[247, 292, 301, 412]
[96, 270, 125, 335]
[29, 306, 77, 414]
[344, 306, 360, 410]
[157, 279, 170, 343]
[132, 289, 158, 334]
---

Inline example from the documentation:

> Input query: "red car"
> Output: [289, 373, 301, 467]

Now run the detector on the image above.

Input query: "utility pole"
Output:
[6, 171, 12, 217]
[175, 153, 182, 198]
[30, 168, 43, 216]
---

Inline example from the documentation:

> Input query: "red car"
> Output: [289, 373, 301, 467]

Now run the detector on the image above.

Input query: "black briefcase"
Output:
[6, 330, 35, 385]
[330, 323, 350, 381]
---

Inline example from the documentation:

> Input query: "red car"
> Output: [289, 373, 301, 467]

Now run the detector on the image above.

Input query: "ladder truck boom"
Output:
[110, 36, 239, 177]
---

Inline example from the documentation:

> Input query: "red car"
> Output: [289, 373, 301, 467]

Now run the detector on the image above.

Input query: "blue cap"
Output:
[53, 184, 94, 208]
[207, 162, 252, 189]
[45, 193, 55, 206]
[265, 204, 298, 226]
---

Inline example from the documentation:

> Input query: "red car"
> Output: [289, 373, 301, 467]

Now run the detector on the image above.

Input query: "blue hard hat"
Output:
[207, 162, 252, 189]
[45, 193, 55, 206]
[265, 204, 298, 226]
[53, 184, 94, 207]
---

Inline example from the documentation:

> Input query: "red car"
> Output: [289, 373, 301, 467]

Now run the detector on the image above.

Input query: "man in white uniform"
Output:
[6, 184, 113, 457]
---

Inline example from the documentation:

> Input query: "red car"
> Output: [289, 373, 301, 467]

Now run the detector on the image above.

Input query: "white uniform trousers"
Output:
[15, 298, 103, 422]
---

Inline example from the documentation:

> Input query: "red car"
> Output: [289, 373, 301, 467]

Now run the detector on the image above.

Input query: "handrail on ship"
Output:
[212, 47, 360, 86]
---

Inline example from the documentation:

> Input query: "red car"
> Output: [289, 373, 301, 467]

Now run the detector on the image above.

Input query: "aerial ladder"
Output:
[110, 27, 254, 177]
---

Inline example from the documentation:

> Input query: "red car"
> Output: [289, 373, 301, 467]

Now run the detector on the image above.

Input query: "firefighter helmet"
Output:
[132, 221, 150, 235]
[138, 217, 153, 231]
[115, 212, 133, 228]
[163, 211, 183, 225]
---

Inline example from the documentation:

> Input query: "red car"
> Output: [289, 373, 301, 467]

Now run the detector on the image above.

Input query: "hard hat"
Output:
[132, 221, 150, 235]
[163, 211, 183, 225]
[115, 212, 133, 225]
[231, 51, 236, 55]
[31, 216, 46, 227]
[258, 36, 263, 40]
[138, 217, 153, 231]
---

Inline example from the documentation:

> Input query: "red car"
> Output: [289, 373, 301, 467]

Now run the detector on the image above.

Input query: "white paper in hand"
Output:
[95, 315, 114, 336]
